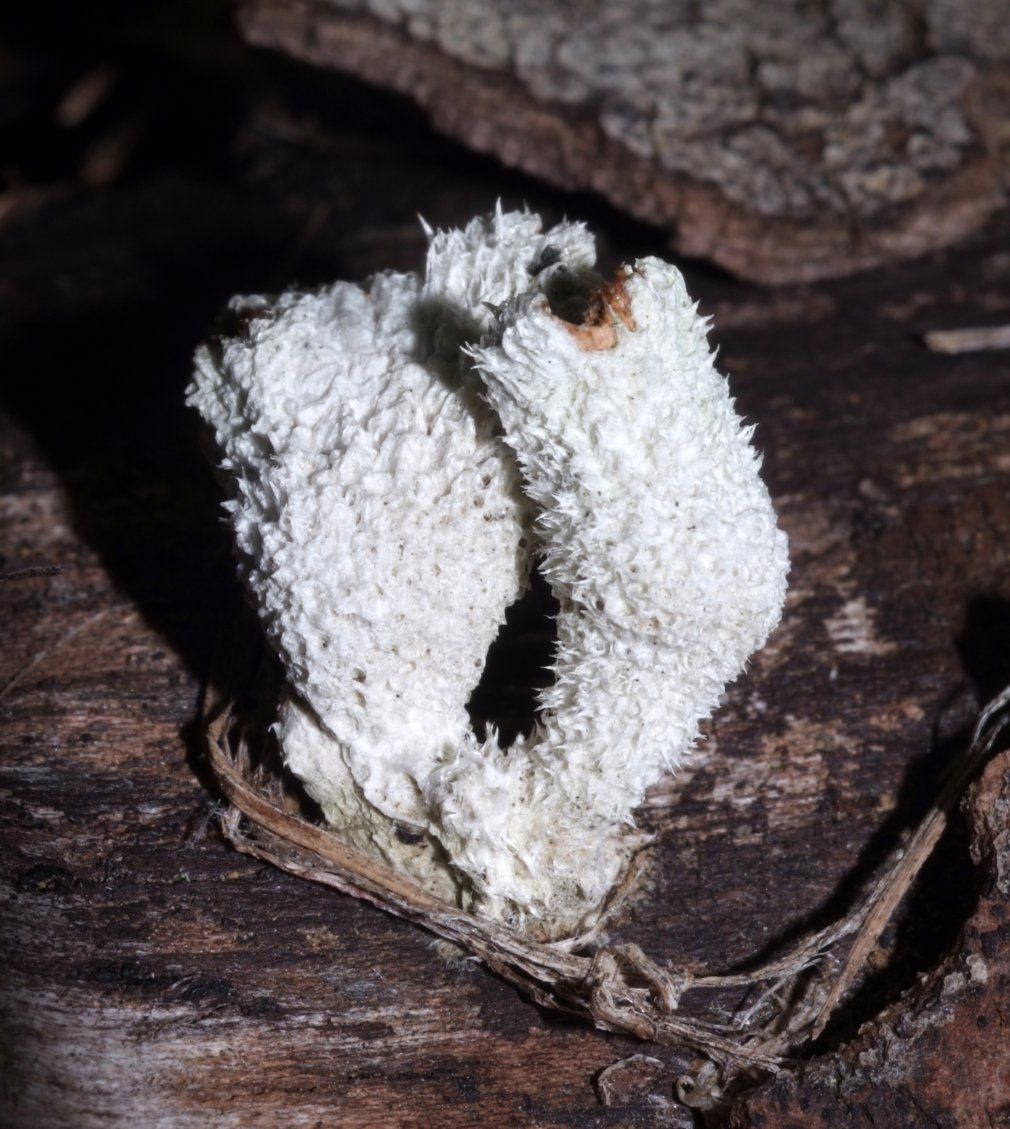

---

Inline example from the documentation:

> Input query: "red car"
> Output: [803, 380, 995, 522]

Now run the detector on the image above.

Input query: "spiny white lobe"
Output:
[188, 209, 788, 938]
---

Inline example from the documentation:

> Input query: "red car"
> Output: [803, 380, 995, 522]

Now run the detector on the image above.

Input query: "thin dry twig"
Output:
[923, 324, 1010, 354]
[0, 562, 63, 581]
[809, 683, 1010, 1035]
[0, 604, 125, 705]
[200, 673, 1010, 1107]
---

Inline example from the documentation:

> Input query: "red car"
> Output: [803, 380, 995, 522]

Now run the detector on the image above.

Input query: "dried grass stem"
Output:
[202, 679, 1010, 1107]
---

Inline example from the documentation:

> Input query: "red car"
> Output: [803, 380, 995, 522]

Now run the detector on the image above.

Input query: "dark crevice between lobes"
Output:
[536, 248, 603, 326]
[466, 565, 559, 749]
[541, 261, 637, 351]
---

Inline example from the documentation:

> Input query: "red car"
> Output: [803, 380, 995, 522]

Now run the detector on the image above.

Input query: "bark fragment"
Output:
[239, 0, 1010, 282]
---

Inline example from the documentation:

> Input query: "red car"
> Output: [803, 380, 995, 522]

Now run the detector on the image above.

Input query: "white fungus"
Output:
[189, 207, 789, 938]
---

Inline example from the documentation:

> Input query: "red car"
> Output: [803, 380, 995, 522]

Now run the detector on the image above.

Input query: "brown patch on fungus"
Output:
[563, 270, 636, 352]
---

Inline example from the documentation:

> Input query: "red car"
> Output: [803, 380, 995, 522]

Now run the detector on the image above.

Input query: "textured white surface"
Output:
[189, 209, 789, 936]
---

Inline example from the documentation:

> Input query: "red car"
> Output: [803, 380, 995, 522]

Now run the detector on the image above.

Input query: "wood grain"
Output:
[733, 741, 1010, 1127]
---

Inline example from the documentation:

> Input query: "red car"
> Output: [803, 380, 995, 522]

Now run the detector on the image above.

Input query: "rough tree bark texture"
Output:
[3, 11, 1010, 1128]
[239, 0, 1010, 283]
[732, 747, 1010, 1129]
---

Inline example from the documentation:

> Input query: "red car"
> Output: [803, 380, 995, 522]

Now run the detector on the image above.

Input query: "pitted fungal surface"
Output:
[189, 209, 789, 937]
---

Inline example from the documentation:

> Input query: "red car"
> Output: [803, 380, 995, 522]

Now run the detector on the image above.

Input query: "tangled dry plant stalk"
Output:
[200, 672, 1010, 1112]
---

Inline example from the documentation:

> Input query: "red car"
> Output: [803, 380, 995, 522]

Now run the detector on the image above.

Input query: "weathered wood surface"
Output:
[732, 744, 1010, 1129]
[3, 9, 1010, 1127]
[239, 0, 1010, 284]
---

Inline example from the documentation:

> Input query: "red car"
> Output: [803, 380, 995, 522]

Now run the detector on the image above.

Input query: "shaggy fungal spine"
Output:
[188, 208, 789, 938]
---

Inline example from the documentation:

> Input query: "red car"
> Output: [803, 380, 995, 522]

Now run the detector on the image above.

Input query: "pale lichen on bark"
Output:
[240, 0, 1010, 281]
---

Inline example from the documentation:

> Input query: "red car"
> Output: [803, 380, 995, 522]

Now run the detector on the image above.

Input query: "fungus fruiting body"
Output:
[189, 209, 789, 938]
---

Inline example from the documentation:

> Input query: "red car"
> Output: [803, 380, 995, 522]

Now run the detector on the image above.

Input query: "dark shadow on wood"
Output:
[725, 595, 1010, 1056]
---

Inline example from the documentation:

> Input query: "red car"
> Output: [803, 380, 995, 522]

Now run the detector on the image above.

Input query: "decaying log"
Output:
[238, 0, 1010, 283]
[732, 741, 1010, 1127]
[3, 15, 1010, 1126]
[196, 659, 1010, 1115]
